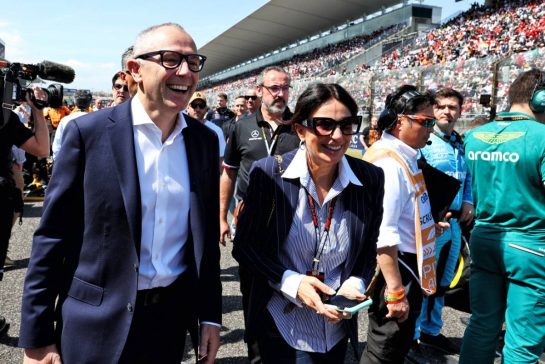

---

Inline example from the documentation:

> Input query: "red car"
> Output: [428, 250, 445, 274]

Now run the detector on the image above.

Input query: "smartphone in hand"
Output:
[324, 295, 373, 314]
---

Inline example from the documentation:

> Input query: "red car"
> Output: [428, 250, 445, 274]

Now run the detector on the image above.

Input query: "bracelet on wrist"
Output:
[384, 293, 406, 302]
[385, 297, 406, 305]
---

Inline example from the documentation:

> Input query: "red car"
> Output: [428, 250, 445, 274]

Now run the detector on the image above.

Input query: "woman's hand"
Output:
[296, 275, 340, 321]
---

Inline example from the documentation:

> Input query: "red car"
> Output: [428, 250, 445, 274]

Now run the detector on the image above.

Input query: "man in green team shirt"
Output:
[460, 69, 545, 363]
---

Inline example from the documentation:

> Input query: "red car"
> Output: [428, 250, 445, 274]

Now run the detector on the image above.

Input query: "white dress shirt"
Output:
[131, 97, 190, 290]
[371, 132, 421, 253]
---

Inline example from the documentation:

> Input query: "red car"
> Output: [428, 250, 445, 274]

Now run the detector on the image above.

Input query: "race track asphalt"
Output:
[1, 201, 539, 363]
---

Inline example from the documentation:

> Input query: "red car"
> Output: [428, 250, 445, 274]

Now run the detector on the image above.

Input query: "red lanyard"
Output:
[306, 192, 337, 272]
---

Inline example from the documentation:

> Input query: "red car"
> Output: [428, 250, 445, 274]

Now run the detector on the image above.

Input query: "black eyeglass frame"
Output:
[135, 50, 207, 72]
[244, 95, 258, 100]
[261, 84, 292, 95]
[301, 116, 362, 136]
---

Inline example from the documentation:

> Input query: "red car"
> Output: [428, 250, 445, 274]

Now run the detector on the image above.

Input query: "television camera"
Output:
[0, 59, 75, 112]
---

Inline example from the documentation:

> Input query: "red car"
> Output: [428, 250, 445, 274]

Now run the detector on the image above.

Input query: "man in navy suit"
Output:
[19, 23, 221, 364]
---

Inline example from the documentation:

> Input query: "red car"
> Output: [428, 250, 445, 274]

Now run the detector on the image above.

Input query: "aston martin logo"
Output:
[473, 132, 525, 144]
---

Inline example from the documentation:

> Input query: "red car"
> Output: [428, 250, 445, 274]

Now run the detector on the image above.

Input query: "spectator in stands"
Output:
[245, 88, 261, 115]
[220, 65, 299, 363]
[111, 71, 129, 106]
[415, 87, 473, 355]
[460, 68, 545, 363]
[187, 91, 226, 172]
[122, 46, 138, 97]
[361, 85, 448, 363]
[222, 95, 247, 141]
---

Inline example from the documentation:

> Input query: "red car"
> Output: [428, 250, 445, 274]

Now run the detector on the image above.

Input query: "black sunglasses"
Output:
[136, 50, 207, 73]
[301, 116, 362, 136]
[113, 83, 129, 92]
[244, 95, 258, 100]
[190, 101, 207, 109]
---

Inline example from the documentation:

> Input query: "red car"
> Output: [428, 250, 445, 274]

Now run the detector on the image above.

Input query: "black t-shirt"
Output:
[223, 109, 299, 200]
[0, 110, 33, 183]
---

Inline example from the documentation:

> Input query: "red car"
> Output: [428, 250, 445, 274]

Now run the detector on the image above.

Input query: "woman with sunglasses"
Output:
[233, 83, 385, 363]
[360, 85, 449, 363]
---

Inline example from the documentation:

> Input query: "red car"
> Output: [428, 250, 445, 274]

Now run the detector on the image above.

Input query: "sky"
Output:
[0, 0, 483, 93]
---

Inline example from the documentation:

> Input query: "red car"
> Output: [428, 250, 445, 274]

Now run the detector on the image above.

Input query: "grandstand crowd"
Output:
[2, 0, 545, 362]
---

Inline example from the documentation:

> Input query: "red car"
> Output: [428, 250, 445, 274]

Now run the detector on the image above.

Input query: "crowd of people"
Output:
[200, 24, 404, 97]
[0, 2, 545, 363]
[198, 0, 545, 125]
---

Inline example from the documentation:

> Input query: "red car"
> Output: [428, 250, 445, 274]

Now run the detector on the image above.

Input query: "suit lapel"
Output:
[274, 151, 300, 249]
[342, 179, 366, 278]
[107, 103, 142, 254]
[182, 119, 205, 271]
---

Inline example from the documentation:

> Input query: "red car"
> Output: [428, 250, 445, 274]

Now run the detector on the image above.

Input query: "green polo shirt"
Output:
[464, 112, 545, 242]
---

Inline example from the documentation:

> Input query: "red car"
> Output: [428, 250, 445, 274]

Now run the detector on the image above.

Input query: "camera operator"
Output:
[0, 87, 49, 335]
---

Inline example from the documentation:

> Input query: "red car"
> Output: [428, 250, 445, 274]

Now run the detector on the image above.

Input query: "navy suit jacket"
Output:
[232, 149, 384, 355]
[19, 100, 222, 363]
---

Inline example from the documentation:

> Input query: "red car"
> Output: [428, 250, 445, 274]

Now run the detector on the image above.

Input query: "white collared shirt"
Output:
[131, 97, 190, 290]
[371, 132, 421, 253]
[266, 147, 365, 352]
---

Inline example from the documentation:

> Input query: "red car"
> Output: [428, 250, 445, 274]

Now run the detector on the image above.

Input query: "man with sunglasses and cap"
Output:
[20, 23, 221, 364]
[361, 85, 448, 363]
[220, 65, 299, 363]
[187, 91, 226, 172]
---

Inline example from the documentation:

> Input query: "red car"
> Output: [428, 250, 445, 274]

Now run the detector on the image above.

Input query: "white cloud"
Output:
[61, 60, 118, 92]
[0, 29, 28, 60]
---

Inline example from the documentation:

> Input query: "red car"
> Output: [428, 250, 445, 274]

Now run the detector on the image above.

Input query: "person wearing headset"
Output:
[460, 69, 545, 363]
[360, 85, 449, 363]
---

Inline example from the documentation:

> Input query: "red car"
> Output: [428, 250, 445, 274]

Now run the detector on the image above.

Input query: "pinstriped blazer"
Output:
[232, 149, 385, 354]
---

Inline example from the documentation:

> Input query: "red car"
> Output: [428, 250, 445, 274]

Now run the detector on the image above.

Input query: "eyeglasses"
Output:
[190, 101, 206, 109]
[301, 116, 362, 136]
[135, 50, 207, 72]
[113, 83, 129, 92]
[244, 95, 258, 100]
[262, 85, 291, 95]
[399, 114, 436, 127]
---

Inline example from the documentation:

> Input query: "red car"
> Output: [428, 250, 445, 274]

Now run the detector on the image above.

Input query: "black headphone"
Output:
[530, 71, 545, 113]
[377, 89, 422, 130]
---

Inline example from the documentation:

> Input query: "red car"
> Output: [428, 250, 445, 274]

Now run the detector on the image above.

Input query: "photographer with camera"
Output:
[0, 87, 49, 335]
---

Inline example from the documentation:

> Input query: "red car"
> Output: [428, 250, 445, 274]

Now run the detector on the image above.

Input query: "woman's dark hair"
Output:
[291, 83, 358, 125]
